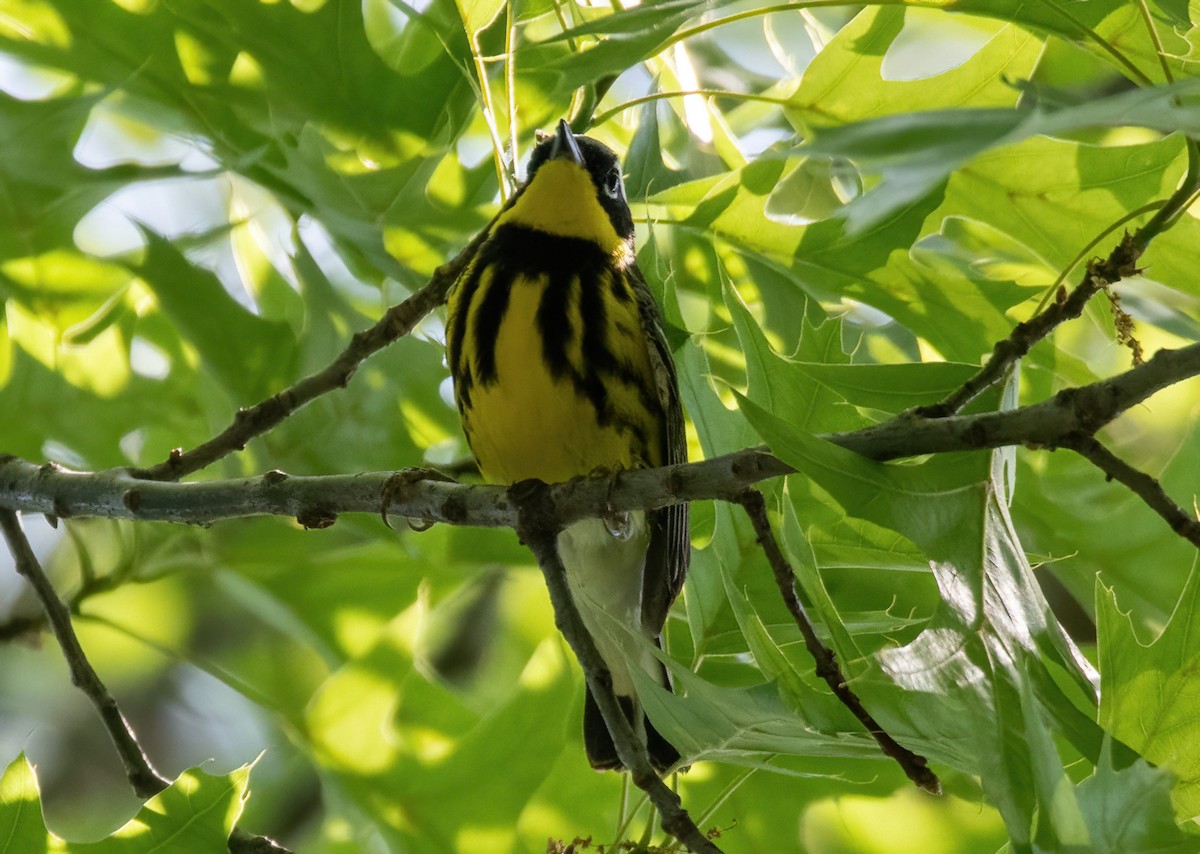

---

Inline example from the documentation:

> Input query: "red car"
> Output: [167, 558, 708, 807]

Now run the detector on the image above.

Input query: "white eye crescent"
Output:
[602, 168, 624, 200]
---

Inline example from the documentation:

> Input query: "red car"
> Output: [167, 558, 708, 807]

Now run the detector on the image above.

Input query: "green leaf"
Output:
[945, 0, 1188, 83]
[1099, 563, 1200, 821]
[788, 6, 1043, 131]
[640, 657, 883, 766]
[1077, 740, 1196, 853]
[73, 765, 251, 853]
[624, 99, 691, 199]
[6, 0, 1200, 849]
[1, 0, 482, 285]
[737, 395, 1108, 841]
[728, 274, 1004, 428]
[306, 609, 578, 851]
[0, 755, 48, 854]
[804, 79, 1200, 231]
[650, 156, 1032, 362]
[133, 229, 298, 402]
[940, 134, 1192, 287]
[763, 156, 859, 226]
[0, 756, 252, 853]
[456, 0, 505, 37]
[778, 491, 863, 662]
[0, 90, 130, 260]
[1012, 663, 1089, 851]
[527, 0, 706, 89]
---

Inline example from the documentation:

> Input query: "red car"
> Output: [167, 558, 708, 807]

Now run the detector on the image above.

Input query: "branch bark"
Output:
[5, 68, 1195, 854]
[1062, 434, 1200, 549]
[0, 510, 296, 853]
[846, 341, 1200, 458]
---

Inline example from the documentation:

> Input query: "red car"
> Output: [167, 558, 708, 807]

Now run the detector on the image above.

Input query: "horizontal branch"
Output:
[3, 340, 1196, 529]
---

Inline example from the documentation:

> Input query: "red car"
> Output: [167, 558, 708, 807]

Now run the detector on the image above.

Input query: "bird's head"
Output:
[499, 119, 634, 260]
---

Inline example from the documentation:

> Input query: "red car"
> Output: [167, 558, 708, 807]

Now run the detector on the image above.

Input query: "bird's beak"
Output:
[548, 119, 584, 166]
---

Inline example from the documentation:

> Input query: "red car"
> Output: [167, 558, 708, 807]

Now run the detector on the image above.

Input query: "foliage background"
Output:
[1, 0, 1199, 852]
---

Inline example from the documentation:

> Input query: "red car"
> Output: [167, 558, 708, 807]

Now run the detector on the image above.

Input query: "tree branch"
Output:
[843, 341, 1200, 459]
[920, 145, 1200, 419]
[0, 511, 296, 853]
[510, 481, 722, 854]
[737, 489, 941, 795]
[0, 509, 169, 799]
[4, 341, 1197, 534]
[918, 235, 1143, 419]
[3, 336, 1196, 823]
[1061, 434, 1200, 549]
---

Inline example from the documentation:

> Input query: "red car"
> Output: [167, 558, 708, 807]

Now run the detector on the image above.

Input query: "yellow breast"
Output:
[452, 265, 661, 486]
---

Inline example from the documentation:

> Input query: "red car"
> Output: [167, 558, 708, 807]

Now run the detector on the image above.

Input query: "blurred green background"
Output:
[1, 1, 1199, 851]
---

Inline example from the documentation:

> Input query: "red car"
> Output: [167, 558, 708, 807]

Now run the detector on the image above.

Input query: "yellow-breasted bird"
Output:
[445, 120, 688, 772]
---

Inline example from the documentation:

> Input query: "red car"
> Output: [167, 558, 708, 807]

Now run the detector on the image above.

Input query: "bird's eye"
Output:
[602, 168, 624, 200]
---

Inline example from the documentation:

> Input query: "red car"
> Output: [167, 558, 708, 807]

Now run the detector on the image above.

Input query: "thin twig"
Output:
[1034, 201, 1161, 315]
[922, 145, 1200, 419]
[737, 490, 942, 794]
[0, 513, 295, 853]
[918, 233, 1145, 418]
[130, 218, 497, 483]
[0, 509, 169, 799]
[1062, 435, 1200, 549]
[510, 481, 723, 854]
[590, 89, 792, 128]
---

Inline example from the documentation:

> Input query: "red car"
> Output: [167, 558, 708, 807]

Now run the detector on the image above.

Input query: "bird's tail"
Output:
[582, 650, 679, 772]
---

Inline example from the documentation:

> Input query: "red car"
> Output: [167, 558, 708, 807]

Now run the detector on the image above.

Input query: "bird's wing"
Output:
[628, 264, 689, 635]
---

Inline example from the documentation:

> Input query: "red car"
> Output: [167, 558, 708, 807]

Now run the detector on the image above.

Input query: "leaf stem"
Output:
[505, 5, 519, 175]
[591, 90, 792, 129]
[1135, 0, 1175, 83]
[471, 30, 512, 201]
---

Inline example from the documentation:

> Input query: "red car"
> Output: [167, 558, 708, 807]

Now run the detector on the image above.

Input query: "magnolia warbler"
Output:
[445, 120, 688, 772]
